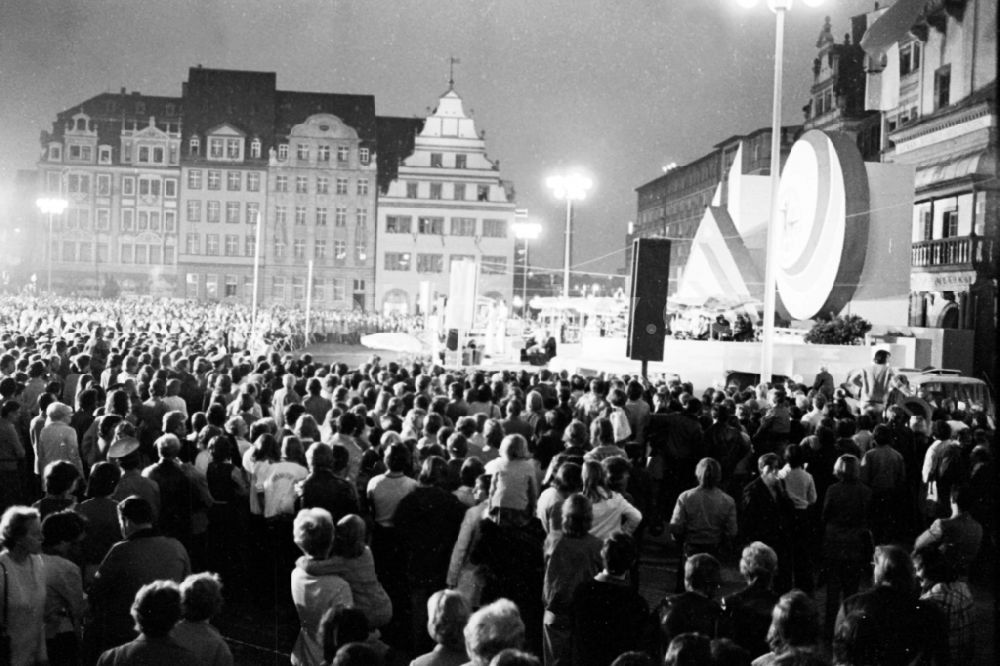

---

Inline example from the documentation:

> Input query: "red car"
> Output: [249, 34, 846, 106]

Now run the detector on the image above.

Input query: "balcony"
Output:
[912, 235, 998, 272]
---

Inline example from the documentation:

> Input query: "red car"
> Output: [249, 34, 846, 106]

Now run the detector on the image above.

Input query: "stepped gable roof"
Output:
[375, 115, 424, 194]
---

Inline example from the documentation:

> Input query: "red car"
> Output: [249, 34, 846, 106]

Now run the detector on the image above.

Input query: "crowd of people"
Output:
[0, 293, 994, 666]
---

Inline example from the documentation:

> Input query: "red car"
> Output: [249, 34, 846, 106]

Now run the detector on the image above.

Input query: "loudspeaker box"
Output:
[627, 238, 671, 362]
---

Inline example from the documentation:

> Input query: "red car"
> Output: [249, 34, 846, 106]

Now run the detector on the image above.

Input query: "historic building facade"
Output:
[374, 87, 517, 315]
[37, 91, 183, 295]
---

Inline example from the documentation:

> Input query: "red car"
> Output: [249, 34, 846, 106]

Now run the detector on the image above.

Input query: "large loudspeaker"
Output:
[627, 238, 671, 362]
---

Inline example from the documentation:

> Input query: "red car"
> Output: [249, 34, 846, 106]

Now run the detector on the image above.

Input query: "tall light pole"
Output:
[546, 173, 592, 300]
[512, 220, 542, 319]
[36, 197, 68, 295]
[736, 0, 823, 383]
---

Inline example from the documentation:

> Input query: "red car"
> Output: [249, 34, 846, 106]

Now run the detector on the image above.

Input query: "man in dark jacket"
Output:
[296, 442, 359, 523]
[658, 553, 724, 646]
[741, 453, 795, 594]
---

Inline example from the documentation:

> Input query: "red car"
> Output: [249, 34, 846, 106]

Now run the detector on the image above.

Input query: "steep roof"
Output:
[374, 115, 424, 193]
[274, 90, 377, 144]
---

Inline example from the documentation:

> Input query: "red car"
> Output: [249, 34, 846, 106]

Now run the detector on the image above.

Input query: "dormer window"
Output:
[250, 138, 261, 159]
[48, 145, 62, 162]
[189, 136, 200, 155]
[278, 144, 289, 161]
[209, 138, 224, 159]
[359, 147, 370, 164]
[226, 139, 240, 159]
[98, 146, 112, 164]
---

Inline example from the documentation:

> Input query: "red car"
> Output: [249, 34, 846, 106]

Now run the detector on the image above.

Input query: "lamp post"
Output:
[545, 173, 592, 301]
[512, 220, 542, 319]
[736, 0, 823, 383]
[36, 197, 68, 294]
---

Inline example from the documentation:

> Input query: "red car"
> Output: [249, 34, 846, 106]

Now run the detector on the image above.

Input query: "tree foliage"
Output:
[804, 314, 872, 345]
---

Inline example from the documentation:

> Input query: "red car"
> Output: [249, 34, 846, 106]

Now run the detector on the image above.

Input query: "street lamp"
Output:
[545, 173, 592, 301]
[736, 0, 823, 384]
[36, 197, 68, 294]
[512, 220, 542, 319]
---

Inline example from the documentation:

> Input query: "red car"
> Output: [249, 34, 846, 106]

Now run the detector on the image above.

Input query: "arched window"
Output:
[250, 138, 261, 159]
[189, 136, 200, 155]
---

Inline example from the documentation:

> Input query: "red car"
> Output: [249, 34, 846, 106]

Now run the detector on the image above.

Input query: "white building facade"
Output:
[375, 88, 516, 315]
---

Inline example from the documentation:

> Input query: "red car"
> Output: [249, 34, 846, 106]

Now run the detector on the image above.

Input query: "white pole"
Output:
[305, 259, 314, 345]
[47, 212, 54, 294]
[761, 6, 786, 385]
[251, 208, 263, 343]
[562, 199, 572, 300]
[522, 237, 530, 318]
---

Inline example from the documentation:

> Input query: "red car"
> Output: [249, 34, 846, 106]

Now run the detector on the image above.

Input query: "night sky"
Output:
[0, 0, 879, 279]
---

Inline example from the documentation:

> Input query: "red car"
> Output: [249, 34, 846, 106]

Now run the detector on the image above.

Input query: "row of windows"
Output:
[385, 215, 507, 237]
[187, 169, 262, 192]
[51, 241, 175, 265]
[189, 136, 371, 166]
[185, 273, 355, 302]
[273, 238, 366, 263]
[429, 153, 468, 169]
[49, 143, 178, 166]
[383, 252, 507, 275]
[186, 200, 260, 225]
[53, 209, 178, 234]
[184, 234, 367, 263]
[404, 181, 490, 201]
[185, 200, 369, 227]
[274, 175, 369, 196]
[47, 173, 179, 199]
[275, 144, 370, 165]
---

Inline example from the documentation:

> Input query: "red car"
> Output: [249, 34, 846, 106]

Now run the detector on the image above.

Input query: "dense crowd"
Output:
[0, 294, 994, 666]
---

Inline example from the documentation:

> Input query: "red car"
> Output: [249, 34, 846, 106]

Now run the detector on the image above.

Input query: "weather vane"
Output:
[448, 56, 460, 89]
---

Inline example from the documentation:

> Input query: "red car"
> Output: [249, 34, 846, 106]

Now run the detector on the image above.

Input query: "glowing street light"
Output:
[36, 197, 68, 294]
[513, 219, 542, 318]
[735, 0, 823, 383]
[546, 173, 592, 301]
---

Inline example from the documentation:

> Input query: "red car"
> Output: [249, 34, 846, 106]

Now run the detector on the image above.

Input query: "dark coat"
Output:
[721, 581, 779, 657]
[838, 585, 948, 666]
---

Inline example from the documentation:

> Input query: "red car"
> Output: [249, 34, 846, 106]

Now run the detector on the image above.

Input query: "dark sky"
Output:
[0, 0, 878, 278]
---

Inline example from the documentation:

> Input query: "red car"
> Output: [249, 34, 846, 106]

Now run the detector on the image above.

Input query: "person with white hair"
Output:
[36, 401, 81, 476]
[464, 599, 525, 666]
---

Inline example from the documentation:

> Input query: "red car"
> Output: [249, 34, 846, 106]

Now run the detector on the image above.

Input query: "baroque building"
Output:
[374, 87, 517, 315]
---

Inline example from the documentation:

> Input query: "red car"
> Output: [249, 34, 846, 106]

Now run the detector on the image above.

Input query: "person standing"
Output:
[0, 506, 47, 666]
[741, 454, 795, 594]
[848, 350, 895, 416]
[860, 425, 907, 544]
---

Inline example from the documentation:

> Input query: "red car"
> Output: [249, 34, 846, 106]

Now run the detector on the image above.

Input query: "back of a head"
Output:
[180, 572, 224, 622]
[131, 580, 182, 637]
[561, 493, 593, 537]
[118, 495, 154, 526]
[767, 590, 820, 652]
[464, 599, 525, 666]
[601, 532, 636, 576]
[331, 643, 383, 666]
[832, 611, 880, 666]
[427, 589, 470, 651]
[873, 544, 916, 593]
[684, 553, 721, 594]
[664, 633, 711, 666]
[695, 457, 721, 489]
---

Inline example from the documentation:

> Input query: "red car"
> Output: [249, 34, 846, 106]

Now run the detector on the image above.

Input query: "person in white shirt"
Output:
[778, 443, 817, 594]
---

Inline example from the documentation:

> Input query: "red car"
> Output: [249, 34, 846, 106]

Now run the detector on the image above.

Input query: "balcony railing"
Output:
[912, 235, 997, 271]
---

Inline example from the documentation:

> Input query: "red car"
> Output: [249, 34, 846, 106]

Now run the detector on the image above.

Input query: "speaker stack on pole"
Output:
[627, 238, 671, 376]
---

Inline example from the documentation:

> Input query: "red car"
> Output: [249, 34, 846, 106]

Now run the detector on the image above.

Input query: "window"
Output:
[48, 145, 62, 162]
[121, 209, 135, 232]
[332, 279, 345, 301]
[271, 276, 286, 299]
[277, 144, 288, 161]
[164, 211, 176, 233]
[224, 275, 238, 297]
[187, 200, 201, 222]
[77, 209, 91, 230]
[359, 147, 370, 164]
[119, 243, 132, 264]
[920, 207, 933, 241]
[455, 154, 467, 169]
[934, 65, 951, 109]
[942, 210, 959, 238]
[245, 235, 256, 258]
[188, 170, 202, 189]
[430, 153, 443, 167]
[164, 179, 177, 198]
[296, 176, 308, 194]
[97, 243, 109, 263]
[357, 179, 369, 196]
[335, 206, 347, 227]
[337, 145, 349, 162]
[209, 138, 225, 159]
[96, 208, 110, 231]
[482, 219, 507, 238]
[275, 206, 287, 225]
[482, 255, 507, 275]
[274, 239, 286, 259]
[417, 253, 444, 273]
[207, 170, 221, 190]
[189, 136, 200, 155]
[292, 277, 305, 301]
[336, 178, 348, 195]
[225, 234, 239, 256]
[315, 240, 327, 259]
[227, 171, 241, 191]
[297, 144, 310, 161]
[430, 183, 442, 200]
[317, 177, 329, 194]
[333, 240, 347, 262]
[247, 172, 260, 192]
[292, 239, 305, 259]
[385, 252, 412, 271]
[316, 208, 328, 226]
[97, 174, 111, 197]
[900, 41, 921, 76]
[207, 201, 221, 223]
[149, 211, 161, 231]
[406, 182, 419, 198]
[454, 183, 466, 201]
[250, 138, 261, 159]
[477, 185, 489, 201]
[138, 177, 161, 197]
[275, 175, 288, 192]
[226, 139, 241, 159]
[450, 217, 476, 236]
[134, 244, 148, 265]
[206, 234, 220, 255]
[186, 273, 199, 298]
[418, 216, 444, 235]
[295, 206, 307, 225]
[122, 176, 134, 197]
[226, 202, 240, 224]
[318, 146, 330, 163]
[386, 215, 412, 233]
[312, 278, 324, 302]
[78, 242, 93, 263]
[98, 146, 111, 164]
[68, 174, 90, 194]
[356, 208, 368, 226]
[246, 202, 259, 225]
[138, 146, 151, 163]
[46, 171, 61, 193]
